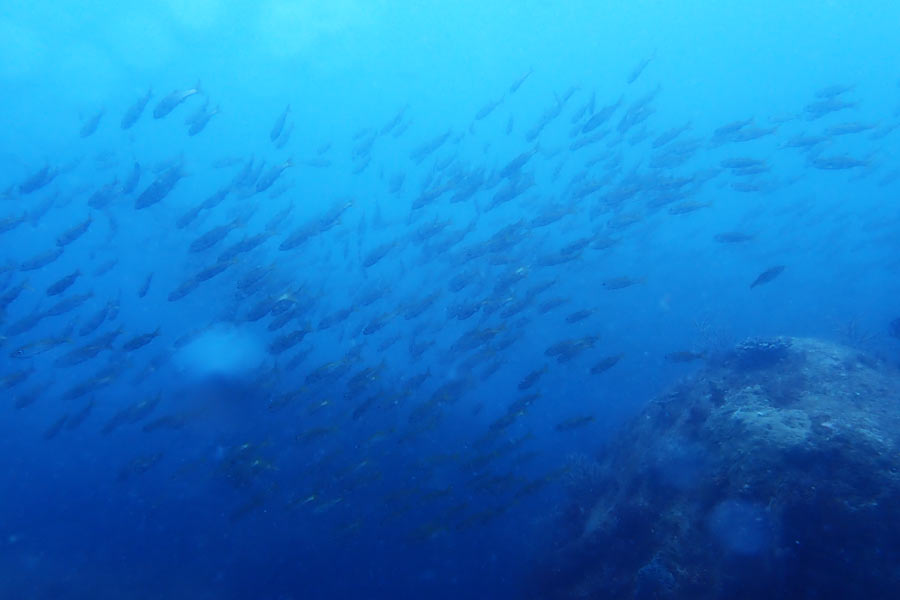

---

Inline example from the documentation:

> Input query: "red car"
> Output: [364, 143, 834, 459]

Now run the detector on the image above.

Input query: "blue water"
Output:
[1, 2, 899, 598]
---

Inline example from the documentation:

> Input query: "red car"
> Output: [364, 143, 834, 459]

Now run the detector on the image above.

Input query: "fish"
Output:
[54, 334, 117, 367]
[65, 400, 95, 431]
[79, 302, 112, 337]
[153, 84, 201, 119]
[815, 83, 854, 99]
[19, 165, 59, 195]
[783, 133, 828, 150]
[87, 180, 120, 209]
[750, 265, 785, 288]
[268, 329, 309, 355]
[44, 292, 94, 318]
[56, 215, 93, 247]
[569, 91, 596, 124]
[116, 453, 163, 481]
[824, 122, 875, 136]
[890, 318, 900, 340]
[120, 162, 142, 195]
[186, 101, 220, 136]
[9, 337, 70, 359]
[200, 186, 231, 211]
[554, 415, 595, 431]
[0, 213, 27, 234]
[45, 270, 80, 296]
[499, 147, 539, 180]
[362, 240, 397, 268]
[363, 311, 400, 335]
[714, 232, 755, 243]
[380, 105, 408, 136]
[581, 96, 623, 134]
[102, 395, 163, 437]
[43, 414, 69, 440]
[218, 232, 272, 262]
[617, 86, 661, 134]
[668, 200, 711, 215]
[627, 53, 655, 84]
[270, 105, 290, 141]
[14, 382, 50, 410]
[189, 219, 241, 253]
[267, 307, 297, 332]
[0, 278, 30, 311]
[652, 122, 691, 148]
[508, 67, 533, 94]
[804, 97, 856, 120]
[255, 160, 293, 193]
[709, 118, 756, 145]
[5, 310, 46, 337]
[665, 350, 706, 363]
[121, 88, 152, 129]
[720, 158, 766, 170]
[545, 336, 599, 362]
[142, 414, 187, 433]
[475, 97, 504, 121]
[134, 164, 184, 209]
[564, 308, 596, 324]
[410, 130, 451, 164]
[729, 126, 777, 142]
[121, 328, 161, 352]
[175, 204, 204, 230]
[590, 353, 624, 375]
[79, 109, 105, 138]
[517, 365, 547, 391]
[810, 155, 868, 170]
[601, 276, 644, 290]
[537, 297, 569, 313]
[20, 247, 64, 271]
[106, 293, 121, 321]
[138, 273, 153, 298]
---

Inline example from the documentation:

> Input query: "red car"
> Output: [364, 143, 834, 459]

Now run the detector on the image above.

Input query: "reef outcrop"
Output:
[532, 337, 900, 599]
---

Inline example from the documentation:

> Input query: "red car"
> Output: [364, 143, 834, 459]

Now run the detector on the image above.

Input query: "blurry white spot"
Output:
[708, 499, 771, 555]
[175, 325, 264, 379]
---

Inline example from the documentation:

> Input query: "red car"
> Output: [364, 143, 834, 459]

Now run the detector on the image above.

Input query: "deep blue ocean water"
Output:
[1, 2, 899, 598]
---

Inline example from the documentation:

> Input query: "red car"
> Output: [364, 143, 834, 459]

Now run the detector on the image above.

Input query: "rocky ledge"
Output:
[531, 337, 900, 599]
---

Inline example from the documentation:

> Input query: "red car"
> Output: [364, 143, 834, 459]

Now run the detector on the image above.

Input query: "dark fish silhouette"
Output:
[889, 318, 900, 340]
[750, 265, 785, 288]
[270, 105, 290, 141]
[153, 84, 201, 119]
[627, 53, 654, 84]
[714, 232, 755, 243]
[79, 109, 105, 138]
[122, 162, 142, 194]
[665, 351, 705, 363]
[121, 88, 152, 129]
[19, 165, 58, 194]
[590, 353, 624, 375]
[134, 165, 184, 209]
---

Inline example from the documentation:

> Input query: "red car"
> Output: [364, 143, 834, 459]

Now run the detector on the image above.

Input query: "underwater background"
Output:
[2, 1, 900, 598]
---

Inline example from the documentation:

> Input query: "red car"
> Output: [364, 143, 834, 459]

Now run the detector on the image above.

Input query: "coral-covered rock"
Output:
[530, 337, 900, 599]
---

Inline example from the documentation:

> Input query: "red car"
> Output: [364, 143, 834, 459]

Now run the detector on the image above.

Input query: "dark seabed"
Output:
[1, 2, 900, 599]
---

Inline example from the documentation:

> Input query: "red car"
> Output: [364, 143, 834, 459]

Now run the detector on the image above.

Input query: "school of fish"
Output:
[1, 58, 898, 544]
